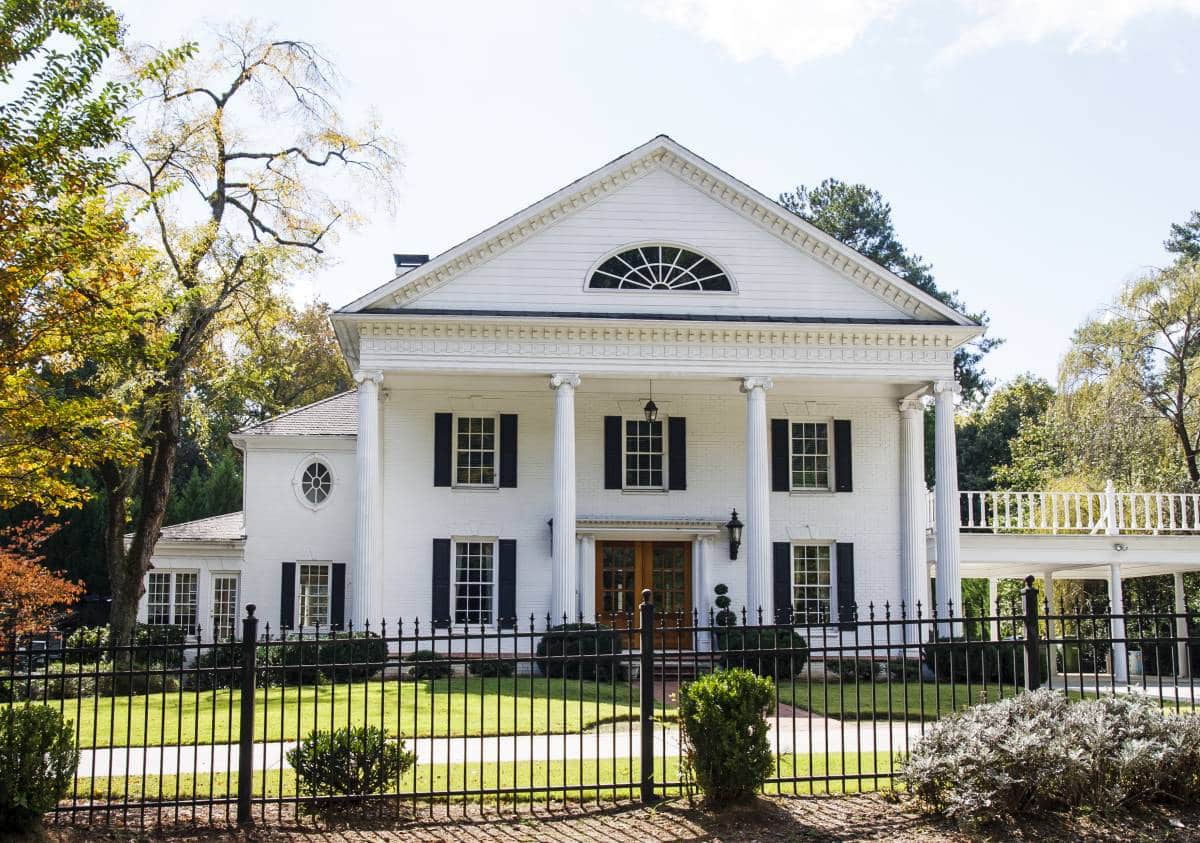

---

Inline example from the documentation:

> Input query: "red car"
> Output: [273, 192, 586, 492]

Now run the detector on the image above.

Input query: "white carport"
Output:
[927, 484, 1200, 683]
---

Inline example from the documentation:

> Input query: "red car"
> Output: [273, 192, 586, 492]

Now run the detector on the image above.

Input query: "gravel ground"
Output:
[20, 795, 1200, 842]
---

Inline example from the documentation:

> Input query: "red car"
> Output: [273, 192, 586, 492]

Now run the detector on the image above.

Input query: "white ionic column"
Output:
[693, 537, 709, 651]
[1175, 572, 1190, 679]
[933, 380, 962, 632]
[549, 374, 581, 623]
[987, 577, 1001, 641]
[1109, 563, 1128, 683]
[352, 369, 384, 627]
[742, 376, 774, 617]
[1044, 571, 1059, 679]
[899, 398, 928, 617]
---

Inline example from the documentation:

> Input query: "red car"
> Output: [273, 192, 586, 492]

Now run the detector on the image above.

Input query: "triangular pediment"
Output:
[341, 136, 975, 327]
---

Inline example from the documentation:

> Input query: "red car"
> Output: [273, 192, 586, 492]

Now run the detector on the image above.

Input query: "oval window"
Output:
[300, 460, 333, 505]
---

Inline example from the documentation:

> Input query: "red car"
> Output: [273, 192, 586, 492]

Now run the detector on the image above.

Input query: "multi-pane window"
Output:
[454, 541, 494, 625]
[790, 421, 831, 489]
[624, 419, 664, 489]
[145, 571, 198, 635]
[300, 460, 333, 505]
[454, 416, 497, 486]
[211, 575, 240, 642]
[792, 544, 832, 625]
[298, 564, 330, 628]
[588, 246, 732, 291]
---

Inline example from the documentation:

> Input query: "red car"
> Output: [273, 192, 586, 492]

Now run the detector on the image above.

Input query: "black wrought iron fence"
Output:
[2, 575, 1197, 827]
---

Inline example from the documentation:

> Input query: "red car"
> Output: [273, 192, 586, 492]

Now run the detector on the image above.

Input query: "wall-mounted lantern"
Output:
[726, 509, 744, 560]
[643, 379, 658, 423]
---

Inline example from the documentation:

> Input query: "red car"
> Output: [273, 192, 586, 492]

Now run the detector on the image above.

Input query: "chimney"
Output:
[393, 253, 429, 274]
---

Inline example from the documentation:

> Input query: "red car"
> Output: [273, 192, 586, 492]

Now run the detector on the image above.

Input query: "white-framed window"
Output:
[453, 540, 495, 625]
[792, 544, 833, 625]
[623, 418, 666, 490]
[294, 455, 336, 509]
[453, 415, 498, 487]
[145, 571, 199, 635]
[210, 574, 240, 642]
[790, 420, 832, 490]
[298, 563, 331, 628]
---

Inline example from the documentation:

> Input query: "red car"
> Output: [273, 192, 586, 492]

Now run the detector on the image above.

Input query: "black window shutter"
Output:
[280, 562, 295, 630]
[604, 416, 622, 490]
[434, 413, 452, 487]
[836, 542, 856, 631]
[432, 538, 451, 628]
[772, 542, 793, 624]
[834, 419, 853, 492]
[668, 416, 687, 490]
[498, 539, 517, 628]
[330, 563, 346, 630]
[771, 419, 790, 492]
[499, 414, 518, 488]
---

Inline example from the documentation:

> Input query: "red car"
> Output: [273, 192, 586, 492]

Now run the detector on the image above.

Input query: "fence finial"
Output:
[245, 604, 256, 618]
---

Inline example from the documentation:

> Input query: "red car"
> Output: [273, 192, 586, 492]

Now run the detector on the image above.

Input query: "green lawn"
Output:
[68, 752, 897, 805]
[776, 679, 1022, 722]
[41, 678, 671, 749]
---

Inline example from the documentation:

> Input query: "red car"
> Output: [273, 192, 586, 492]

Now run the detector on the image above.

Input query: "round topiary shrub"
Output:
[405, 649, 453, 680]
[535, 623, 625, 680]
[712, 583, 737, 628]
[0, 705, 80, 830]
[286, 725, 416, 802]
[678, 668, 775, 807]
[716, 627, 809, 679]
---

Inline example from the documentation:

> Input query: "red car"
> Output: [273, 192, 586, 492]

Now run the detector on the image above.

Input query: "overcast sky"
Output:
[111, 0, 1200, 389]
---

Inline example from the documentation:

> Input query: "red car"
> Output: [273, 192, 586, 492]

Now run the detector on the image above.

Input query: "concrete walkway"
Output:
[76, 716, 919, 779]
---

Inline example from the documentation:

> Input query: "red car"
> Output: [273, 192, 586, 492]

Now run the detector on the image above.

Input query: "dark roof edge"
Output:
[351, 307, 962, 327]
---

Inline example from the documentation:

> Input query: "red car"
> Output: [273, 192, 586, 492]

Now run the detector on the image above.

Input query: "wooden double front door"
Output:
[595, 541, 692, 648]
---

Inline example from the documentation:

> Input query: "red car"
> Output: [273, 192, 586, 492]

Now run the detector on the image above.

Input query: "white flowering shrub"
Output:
[900, 689, 1200, 826]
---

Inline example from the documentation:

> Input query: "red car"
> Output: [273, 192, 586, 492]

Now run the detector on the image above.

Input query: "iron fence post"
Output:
[639, 588, 656, 803]
[1021, 576, 1041, 691]
[237, 604, 259, 825]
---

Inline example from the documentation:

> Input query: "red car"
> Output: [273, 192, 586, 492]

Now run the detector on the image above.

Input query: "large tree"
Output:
[1166, 210, 1200, 260]
[955, 374, 1054, 491]
[779, 179, 1000, 402]
[102, 27, 398, 644]
[0, 0, 150, 513]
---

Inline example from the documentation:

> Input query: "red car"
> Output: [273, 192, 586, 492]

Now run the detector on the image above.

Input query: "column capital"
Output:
[549, 373, 581, 391]
[740, 376, 774, 394]
[932, 379, 961, 399]
[898, 397, 925, 414]
[354, 369, 384, 386]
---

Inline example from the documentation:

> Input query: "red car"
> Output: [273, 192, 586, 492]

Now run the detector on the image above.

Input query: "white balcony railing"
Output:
[928, 481, 1200, 535]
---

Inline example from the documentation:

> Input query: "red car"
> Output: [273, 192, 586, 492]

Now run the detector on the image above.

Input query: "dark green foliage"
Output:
[286, 726, 415, 801]
[716, 627, 808, 679]
[955, 376, 1054, 491]
[132, 623, 188, 666]
[404, 650, 452, 680]
[712, 583, 736, 628]
[64, 624, 109, 662]
[165, 451, 243, 527]
[1167, 210, 1200, 260]
[535, 623, 625, 680]
[467, 658, 515, 678]
[779, 178, 999, 403]
[0, 705, 79, 829]
[678, 668, 775, 807]
[261, 633, 388, 685]
[922, 637, 1044, 686]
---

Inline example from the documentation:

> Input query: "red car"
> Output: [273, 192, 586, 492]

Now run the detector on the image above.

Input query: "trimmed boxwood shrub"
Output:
[901, 689, 1200, 827]
[716, 627, 809, 679]
[0, 705, 79, 830]
[679, 668, 775, 807]
[405, 650, 452, 680]
[260, 633, 388, 685]
[467, 658, 516, 678]
[287, 726, 416, 802]
[535, 623, 625, 680]
[922, 637, 1045, 687]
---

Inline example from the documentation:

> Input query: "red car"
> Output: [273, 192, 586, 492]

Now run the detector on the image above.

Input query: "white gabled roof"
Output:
[340, 135, 976, 327]
[232, 391, 357, 437]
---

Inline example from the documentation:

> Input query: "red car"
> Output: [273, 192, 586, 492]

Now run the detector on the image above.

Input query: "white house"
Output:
[139, 135, 985, 644]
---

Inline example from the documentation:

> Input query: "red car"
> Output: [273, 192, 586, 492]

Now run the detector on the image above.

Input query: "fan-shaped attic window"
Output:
[588, 246, 732, 291]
